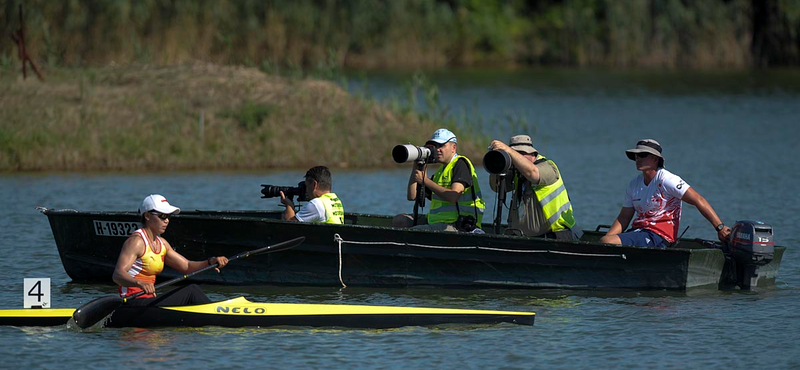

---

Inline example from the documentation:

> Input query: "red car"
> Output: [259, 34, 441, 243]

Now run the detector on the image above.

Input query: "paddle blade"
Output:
[72, 296, 123, 329]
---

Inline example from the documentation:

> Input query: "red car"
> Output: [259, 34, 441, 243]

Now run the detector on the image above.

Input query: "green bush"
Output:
[3, 0, 797, 69]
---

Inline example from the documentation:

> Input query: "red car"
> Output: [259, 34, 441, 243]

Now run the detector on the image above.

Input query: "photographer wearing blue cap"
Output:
[392, 128, 486, 232]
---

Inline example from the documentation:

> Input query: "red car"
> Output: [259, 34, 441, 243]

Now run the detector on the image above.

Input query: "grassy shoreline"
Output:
[0, 64, 490, 172]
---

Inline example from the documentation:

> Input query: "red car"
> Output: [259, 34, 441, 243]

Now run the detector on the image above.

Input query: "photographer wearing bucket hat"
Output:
[392, 128, 486, 232]
[280, 165, 344, 224]
[488, 135, 578, 240]
[599, 139, 732, 248]
[112, 194, 229, 307]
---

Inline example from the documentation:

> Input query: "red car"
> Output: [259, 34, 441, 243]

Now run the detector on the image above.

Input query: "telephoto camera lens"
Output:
[392, 144, 433, 164]
[260, 182, 309, 201]
[483, 150, 513, 174]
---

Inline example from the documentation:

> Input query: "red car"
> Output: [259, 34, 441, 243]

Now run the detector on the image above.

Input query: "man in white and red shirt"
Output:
[600, 139, 732, 248]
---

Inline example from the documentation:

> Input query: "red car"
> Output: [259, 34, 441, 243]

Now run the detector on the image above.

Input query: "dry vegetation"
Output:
[0, 64, 487, 171]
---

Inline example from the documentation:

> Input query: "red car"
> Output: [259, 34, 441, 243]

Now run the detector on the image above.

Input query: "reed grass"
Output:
[2, 0, 798, 70]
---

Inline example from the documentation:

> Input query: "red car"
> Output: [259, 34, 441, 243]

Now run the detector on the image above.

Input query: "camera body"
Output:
[454, 215, 477, 232]
[261, 181, 310, 202]
[483, 150, 514, 175]
[392, 144, 436, 164]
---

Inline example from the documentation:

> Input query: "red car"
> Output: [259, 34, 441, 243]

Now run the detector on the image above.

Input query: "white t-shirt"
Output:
[295, 198, 327, 223]
[623, 168, 689, 242]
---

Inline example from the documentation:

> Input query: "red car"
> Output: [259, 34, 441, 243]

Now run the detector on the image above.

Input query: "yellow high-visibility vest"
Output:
[428, 156, 485, 225]
[318, 192, 344, 224]
[514, 155, 575, 232]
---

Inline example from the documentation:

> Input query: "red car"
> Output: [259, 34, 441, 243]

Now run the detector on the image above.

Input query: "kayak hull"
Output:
[0, 308, 74, 327]
[107, 297, 534, 328]
[0, 297, 534, 328]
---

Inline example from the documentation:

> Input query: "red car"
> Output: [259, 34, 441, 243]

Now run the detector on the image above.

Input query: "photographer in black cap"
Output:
[488, 135, 579, 240]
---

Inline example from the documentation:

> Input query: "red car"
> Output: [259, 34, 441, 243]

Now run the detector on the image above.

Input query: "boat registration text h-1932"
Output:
[94, 220, 141, 237]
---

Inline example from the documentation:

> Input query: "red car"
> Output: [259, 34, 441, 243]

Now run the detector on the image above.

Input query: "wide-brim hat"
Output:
[625, 139, 664, 161]
[139, 194, 181, 215]
[509, 135, 537, 154]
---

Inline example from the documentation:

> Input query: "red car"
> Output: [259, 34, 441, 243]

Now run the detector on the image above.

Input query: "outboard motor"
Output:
[728, 220, 775, 289]
[730, 220, 774, 266]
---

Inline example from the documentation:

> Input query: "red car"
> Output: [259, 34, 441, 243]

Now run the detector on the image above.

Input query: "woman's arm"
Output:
[164, 239, 229, 274]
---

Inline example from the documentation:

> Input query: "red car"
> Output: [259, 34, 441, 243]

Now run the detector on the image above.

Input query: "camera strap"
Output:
[514, 157, 548, 204]
[514, 174, 525, 204]
[454, 176, 479, 222]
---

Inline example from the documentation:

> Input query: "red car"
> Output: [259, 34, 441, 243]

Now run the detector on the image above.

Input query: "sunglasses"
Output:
[149, 212, 171, 221]
[426, 139, 454, 149]
[635, 153, 651, 159]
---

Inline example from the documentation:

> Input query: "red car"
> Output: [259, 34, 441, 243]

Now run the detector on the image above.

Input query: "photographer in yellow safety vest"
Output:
[488, 135, 579, 241]
[393, 128, 485, 232]
[281, 166, 344, 224]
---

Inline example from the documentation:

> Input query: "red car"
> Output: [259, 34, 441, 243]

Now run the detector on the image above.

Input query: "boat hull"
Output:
[42, 209, 785, 290]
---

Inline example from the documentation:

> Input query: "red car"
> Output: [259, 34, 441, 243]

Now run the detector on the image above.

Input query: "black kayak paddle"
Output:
[72, 236, 305, 329]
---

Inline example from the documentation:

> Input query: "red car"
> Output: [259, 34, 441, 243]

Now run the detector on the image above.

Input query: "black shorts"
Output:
[123, 284, 211, 307]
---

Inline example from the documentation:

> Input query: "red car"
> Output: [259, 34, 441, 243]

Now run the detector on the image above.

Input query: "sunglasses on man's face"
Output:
[427, 140, 454, 149]
[150, 212, 171, 221]
[635, 152, 651, 159]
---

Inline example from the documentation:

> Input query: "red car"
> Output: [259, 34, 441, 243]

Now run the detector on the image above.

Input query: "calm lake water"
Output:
[2, 69, 800, 369]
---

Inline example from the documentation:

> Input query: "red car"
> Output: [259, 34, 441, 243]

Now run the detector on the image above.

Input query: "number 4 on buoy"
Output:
[23, 278, 50, 309]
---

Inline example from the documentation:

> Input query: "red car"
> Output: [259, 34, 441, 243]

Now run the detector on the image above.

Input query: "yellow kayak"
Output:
[0, 297, 534, 328]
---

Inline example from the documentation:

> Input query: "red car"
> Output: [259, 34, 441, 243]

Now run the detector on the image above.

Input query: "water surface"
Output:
[2, 69, 799, 369]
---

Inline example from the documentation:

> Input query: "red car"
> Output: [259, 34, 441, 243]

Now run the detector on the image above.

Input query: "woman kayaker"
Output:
[112, 194, 229, 306]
